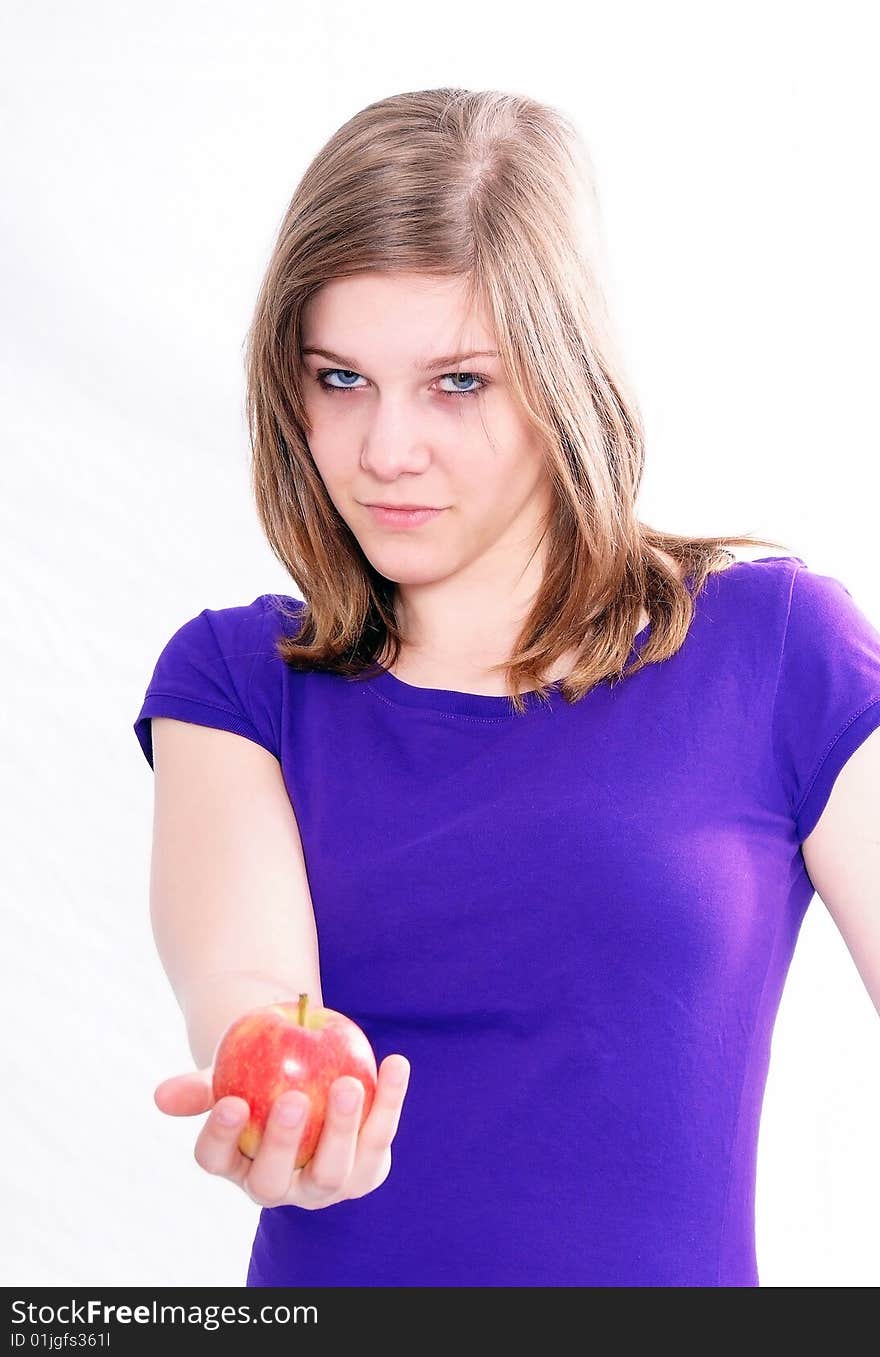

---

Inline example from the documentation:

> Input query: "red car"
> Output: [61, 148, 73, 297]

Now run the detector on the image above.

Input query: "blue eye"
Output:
[315, 368, 487, 398]
[318, 369, 365, 390]
[438, 372, 485, 395]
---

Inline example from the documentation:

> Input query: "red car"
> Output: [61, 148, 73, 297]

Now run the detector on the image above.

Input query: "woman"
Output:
[134, 88, 880, 1287]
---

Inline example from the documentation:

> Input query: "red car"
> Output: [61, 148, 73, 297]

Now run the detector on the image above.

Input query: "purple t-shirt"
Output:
[133, 554, 880, 1287]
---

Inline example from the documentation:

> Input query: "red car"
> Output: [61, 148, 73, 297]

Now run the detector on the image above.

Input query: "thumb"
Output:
[153, 1067, 214, 1117]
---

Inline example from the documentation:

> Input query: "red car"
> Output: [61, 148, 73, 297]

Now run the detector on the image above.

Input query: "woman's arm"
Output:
[149, 716, 324, 1066]
[802, 724, 880, 1017]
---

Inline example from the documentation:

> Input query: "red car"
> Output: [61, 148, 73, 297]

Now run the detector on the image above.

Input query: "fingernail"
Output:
[334, 1083, 359, 1113]
[216, 1103, 242, 1126]
[389, 1060, 409, 1086]
[277, 1098, 305, 1127]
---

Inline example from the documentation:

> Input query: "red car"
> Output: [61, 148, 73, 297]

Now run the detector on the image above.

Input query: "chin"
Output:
[379, 564, 446, 587]
[363, 550, 446, 585]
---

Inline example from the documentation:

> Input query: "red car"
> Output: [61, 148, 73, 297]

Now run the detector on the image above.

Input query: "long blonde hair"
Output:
[244, 87, 791, 714]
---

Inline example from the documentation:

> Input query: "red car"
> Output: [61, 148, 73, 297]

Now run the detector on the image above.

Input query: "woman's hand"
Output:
[154, 1055, 411, 1210]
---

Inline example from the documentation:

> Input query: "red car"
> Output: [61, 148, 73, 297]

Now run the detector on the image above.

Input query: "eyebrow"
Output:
[300, 346, 500, 373]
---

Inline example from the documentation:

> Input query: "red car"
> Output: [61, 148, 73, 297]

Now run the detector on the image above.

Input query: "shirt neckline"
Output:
[366, 559, 800, 717]
[369, 611, 656, 718]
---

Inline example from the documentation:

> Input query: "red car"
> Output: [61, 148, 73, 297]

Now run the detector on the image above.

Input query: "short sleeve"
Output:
[772, 563, 880, 842]
[133, 595, 278, 770]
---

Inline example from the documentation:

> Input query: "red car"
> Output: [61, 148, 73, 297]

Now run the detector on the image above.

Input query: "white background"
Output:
[2, 0, 878, 1288]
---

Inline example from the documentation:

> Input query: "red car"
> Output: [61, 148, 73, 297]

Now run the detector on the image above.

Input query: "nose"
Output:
[359, 399, 433, 479]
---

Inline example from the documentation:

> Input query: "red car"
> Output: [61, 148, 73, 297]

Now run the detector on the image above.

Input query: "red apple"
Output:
[211, 993, 378, 1167]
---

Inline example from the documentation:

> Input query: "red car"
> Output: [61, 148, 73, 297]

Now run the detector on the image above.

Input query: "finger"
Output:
[193, 1096, 252, 1177]
[297, 1077, 365, 1202]
[244, 1091, 312, 1205]
[347, 1056, 410, 1179]
[154, 1069, 214, 1117]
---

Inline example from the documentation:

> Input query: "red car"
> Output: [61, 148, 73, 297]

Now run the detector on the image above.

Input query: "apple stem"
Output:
[297, 993, 309, 1026]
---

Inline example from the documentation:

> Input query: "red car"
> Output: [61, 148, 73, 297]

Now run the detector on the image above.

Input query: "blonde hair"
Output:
[244, 87, 791, 714]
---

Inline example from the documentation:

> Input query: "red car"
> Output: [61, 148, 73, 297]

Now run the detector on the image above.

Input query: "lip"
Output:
[364, 505, 446, 528]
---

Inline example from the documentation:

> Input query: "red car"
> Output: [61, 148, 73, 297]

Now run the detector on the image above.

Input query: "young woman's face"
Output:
[299, 271, 554, 590]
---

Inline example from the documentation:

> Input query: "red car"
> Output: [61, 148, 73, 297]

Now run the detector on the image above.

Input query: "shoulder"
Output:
[715, 553, 878, 648]
[169, 592, 306, 655]
[155, 592, 270, 650]
[142, 591, 308, 709]
[711, 550, 805, 582]
[698, 552, 806, 620]
[133, 592, 309, 771]
[764, 556, 880, 842]
[259, 592, 308, 642]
